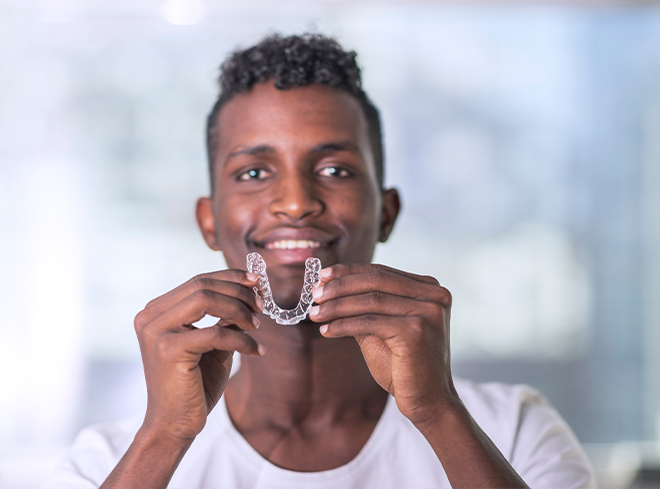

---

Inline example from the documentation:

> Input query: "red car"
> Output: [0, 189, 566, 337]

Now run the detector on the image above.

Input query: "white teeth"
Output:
[266, 240, 322, 250]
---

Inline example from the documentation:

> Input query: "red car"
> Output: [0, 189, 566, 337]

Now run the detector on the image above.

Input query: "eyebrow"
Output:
[309, 141, 362, 155]
[225, 140, 362, 163]
[225, 145, 277, 161]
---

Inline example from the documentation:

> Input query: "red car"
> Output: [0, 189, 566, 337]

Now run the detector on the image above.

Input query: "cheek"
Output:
[341, 188, 381, 237]
[214, 197, 256, 248]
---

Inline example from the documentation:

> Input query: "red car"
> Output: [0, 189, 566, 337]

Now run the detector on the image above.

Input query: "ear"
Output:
[378, 188, 401, 243]
[196, 197, 221, 251]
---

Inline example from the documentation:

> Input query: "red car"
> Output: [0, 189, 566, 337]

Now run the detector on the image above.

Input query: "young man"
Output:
[44, 34, 595, 489]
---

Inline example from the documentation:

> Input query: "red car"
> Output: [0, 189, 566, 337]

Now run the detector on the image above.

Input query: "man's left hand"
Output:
[309, 263, 457, 427]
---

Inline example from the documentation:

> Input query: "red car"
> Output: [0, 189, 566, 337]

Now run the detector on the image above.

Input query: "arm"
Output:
[413, 401, 529, 488]
[100, 270, 265, 489]
[309, 263, 529, 489]
[100, 427, 192, 488]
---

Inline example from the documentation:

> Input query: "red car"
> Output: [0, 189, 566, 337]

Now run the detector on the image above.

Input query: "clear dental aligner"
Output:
[247, 252, 322, 325]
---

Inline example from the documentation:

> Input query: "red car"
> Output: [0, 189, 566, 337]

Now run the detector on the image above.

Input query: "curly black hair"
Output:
[205, 33, 384, 188]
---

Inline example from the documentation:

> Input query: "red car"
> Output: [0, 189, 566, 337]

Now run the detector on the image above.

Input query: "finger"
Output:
[144, 269, 260, 313]
[143, 289, 260, 335]
[314, 265, 448, 305]
[179, 325, 265, 357]
[310, 291, 444, 324]
[139, 271, 262, 326]
[319, 263, 440, 287]
[318, 314, 425, 341]
[150, 277, 263, 320]
[156, 326, 265, 361]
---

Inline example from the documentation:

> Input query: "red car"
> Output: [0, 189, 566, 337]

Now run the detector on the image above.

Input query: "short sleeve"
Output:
[40, 415, 141, 489]
[509, 388, 596, 489]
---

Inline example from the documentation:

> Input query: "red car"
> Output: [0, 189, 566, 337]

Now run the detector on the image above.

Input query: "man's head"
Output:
[197, 33, 399, 309]
[206, 33, 384, 189]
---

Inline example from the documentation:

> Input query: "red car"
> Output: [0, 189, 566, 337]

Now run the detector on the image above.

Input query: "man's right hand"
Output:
[134, 269, 265, 443]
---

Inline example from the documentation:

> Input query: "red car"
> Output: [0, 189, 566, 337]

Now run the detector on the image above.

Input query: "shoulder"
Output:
[453, 377, 575, 457]
[79, 413, 144, 452]
[454, 377, 539, 409]
[42, 404, 235, 488]
[454, 376, 545, 411]
[454, 378, 596, 489]
[40, 414, 143, 488]
[454, 378, 543, 449]
[74, 413, 144, 458]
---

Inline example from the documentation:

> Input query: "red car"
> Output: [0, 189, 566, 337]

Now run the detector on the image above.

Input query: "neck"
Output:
[224, 317, 386, 431]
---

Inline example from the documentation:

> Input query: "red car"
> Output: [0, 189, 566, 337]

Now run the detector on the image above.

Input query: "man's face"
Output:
[197, 82, 399, 308]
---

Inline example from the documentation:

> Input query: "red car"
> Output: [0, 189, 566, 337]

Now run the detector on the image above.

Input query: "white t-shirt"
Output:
[42, 378, 596, 489]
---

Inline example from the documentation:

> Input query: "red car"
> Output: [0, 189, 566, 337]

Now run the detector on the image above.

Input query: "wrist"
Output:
[99, 422, 195, 488]
[141, 406, 206, 443]
[403, 377, 464, 427]
[410, 395, 471, 436]
[135, 422, 196, 453]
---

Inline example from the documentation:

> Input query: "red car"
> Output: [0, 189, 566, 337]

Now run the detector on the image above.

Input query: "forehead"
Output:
[214, 82, 373, 171]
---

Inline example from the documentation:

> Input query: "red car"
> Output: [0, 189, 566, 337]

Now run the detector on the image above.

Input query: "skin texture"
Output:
[100, 82, 529, 488]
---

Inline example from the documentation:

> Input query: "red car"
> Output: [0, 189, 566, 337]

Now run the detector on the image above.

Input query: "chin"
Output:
[271, 292, 302, 311]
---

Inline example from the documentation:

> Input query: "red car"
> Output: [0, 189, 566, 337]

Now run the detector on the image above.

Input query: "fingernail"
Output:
[256, 296, 264, 310]
[320, 268, 331, 280]
[252, 316, 260, 328]
[319, 324, 328, 335]
[312, 286, 324, 301]
[310, 305, 320, 317]
[257, 344, 266, 356]
[247, 273, 259, 281]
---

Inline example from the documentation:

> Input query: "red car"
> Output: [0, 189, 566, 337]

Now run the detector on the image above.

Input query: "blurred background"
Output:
[1, 0, 660, 487]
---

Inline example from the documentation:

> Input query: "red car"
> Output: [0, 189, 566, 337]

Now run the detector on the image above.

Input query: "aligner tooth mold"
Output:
[246, 252, 321, 325]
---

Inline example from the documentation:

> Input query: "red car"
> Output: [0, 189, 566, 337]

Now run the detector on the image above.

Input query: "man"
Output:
[44, 33, 595, 488]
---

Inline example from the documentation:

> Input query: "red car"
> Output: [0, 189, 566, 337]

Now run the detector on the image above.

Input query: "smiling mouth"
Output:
[265, 239, 323, 250]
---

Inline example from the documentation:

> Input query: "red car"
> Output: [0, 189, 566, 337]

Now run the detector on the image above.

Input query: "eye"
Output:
[237, 168, 273, 181]
[317, 166, 352, 178]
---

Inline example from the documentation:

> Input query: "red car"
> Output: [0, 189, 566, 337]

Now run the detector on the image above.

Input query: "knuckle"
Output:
[329, 275, 346, 295]
[406, 316, 426, 339]
[424, 301, 446, 320]
[227, 281, 244, 296]
[328, 318, 342, 331]
[154, 335, 175, 358]
[367, 291, 385, 307]
[211, 326, 228, 341]
[369, 265, 387, 281]
[240, 333, 257, 351]
[223, 268, 244, 281]
[423, 275, 441, 286]
[140, 322, 158, 342]
[191, 274, 212, 290]
[321, 299, 337, 315]
[223, 329, 253, 351]
[226, 298, 247, 319]
[234, 284, 256, 306]
[134, 310, 149, 331]
[426, 283, 450, 306]
[191, 288, 214, 305]
[437, 286, 452, 306]
[189, 275, 203, 289]
[359, 314, 378, 328]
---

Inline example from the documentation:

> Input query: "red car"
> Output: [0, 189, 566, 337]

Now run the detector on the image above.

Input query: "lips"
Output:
[250, 228, 339, 258]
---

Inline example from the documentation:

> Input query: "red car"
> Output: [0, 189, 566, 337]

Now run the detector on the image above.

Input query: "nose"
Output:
[269, 170, 324, 221]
